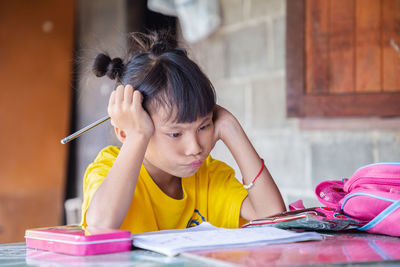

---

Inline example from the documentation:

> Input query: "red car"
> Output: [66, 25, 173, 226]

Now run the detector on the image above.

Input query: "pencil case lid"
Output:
[25, 225, 132, 243]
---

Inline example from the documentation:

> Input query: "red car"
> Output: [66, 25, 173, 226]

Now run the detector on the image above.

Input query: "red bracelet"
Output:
[242, 158, 265, 190]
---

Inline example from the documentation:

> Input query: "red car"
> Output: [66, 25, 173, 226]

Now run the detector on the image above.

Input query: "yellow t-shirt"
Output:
[81, 146, 248, 233]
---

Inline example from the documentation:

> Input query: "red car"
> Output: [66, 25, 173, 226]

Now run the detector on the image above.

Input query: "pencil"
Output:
[61, 115, 110, 144]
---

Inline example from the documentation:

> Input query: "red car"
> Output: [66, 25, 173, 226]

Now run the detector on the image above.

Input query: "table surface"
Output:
[1, 231, 400, 266]
[188, 231, 400, 266]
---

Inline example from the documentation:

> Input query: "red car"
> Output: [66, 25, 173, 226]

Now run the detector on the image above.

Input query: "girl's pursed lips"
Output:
[186, 160, 203, 168]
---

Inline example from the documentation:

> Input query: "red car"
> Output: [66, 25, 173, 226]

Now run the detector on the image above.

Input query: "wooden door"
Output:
[287, 0, 400, 117]
[0, 0, 74, 242]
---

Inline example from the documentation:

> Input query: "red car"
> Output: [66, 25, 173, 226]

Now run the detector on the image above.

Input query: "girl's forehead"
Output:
[151, 105, 212, 128]
[150, 105, 178, 124]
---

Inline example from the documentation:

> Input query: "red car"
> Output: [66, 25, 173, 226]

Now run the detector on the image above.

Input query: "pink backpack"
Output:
[315, 162, 400, 236]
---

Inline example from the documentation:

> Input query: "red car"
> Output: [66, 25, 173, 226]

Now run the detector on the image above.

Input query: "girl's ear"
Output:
[114, 127, 127, 143]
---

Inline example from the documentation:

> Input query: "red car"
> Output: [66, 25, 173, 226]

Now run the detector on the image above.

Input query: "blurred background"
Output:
[1, 0, 400, 243]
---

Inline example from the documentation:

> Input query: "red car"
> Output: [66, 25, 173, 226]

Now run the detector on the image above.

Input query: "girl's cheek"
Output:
[203, 127, 215, 148]
[209, 123, 215, 134]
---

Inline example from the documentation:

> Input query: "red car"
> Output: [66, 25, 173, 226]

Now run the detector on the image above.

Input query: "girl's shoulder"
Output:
[93, 145, 120, 163]
[202, 155, 235, 176]
[83, 146, 121, 183]
[199, 156, 242, 194]
[85, 146, 120, 176]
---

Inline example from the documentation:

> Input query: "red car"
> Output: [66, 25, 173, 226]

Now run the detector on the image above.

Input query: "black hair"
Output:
[92, 30, 216, 123]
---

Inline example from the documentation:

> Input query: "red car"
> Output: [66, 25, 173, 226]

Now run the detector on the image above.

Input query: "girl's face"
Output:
[143, 105, 215, 181]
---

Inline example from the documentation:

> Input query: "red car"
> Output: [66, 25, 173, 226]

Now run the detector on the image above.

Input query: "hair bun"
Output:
[129, 30, 178, 56]
[150, 30, 178, 56]
[92, 53, 124, 81]
[151, 39, 177, 56]
[127, 30, 180, 57]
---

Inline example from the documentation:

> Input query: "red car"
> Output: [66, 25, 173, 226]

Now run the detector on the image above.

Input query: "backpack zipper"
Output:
[354, 162, 400, 173]
[345, 163, 400, 192]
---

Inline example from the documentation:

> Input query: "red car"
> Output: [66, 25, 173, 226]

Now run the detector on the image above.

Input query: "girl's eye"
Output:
[199, 124, 210, 131]
[168, 133, 181, 138]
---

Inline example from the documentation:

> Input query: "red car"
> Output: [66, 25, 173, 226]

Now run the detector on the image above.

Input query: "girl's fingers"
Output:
[115, 85, 124, 103]
[124, 85, 134, 104]
[132, 90, 143, 108]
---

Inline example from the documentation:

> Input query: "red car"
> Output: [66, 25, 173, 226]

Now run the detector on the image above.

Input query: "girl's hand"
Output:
[108, 84, 154, 139]
[212, 105, 240, 144]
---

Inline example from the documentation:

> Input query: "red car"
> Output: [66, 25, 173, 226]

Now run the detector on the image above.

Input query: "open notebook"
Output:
[132, 222, 322, 256]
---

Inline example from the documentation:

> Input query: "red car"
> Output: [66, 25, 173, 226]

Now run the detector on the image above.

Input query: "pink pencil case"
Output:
[25, 225, 132, 256]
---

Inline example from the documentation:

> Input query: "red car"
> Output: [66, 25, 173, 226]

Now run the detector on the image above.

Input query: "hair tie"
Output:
[108, 57, 124, 81]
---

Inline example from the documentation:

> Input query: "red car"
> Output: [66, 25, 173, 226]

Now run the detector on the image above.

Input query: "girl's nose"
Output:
[185, 135, 202, 156]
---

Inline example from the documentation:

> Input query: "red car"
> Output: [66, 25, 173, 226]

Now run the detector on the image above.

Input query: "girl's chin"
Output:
[176, 168, 199, 178]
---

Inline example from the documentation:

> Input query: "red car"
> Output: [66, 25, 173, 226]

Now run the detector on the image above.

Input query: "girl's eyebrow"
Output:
[199, 115, 213, 125]
[165, 115, 212, 130]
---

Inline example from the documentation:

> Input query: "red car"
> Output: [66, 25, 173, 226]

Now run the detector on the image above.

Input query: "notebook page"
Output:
[133, 222, 218, 237]
[133, 223, 322, 256]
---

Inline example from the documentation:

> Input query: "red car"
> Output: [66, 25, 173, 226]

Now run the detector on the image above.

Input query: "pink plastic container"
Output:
[25, 225, 132, 256]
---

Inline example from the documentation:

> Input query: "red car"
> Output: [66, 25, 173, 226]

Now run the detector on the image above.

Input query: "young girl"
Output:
[81, 31, 285, 233]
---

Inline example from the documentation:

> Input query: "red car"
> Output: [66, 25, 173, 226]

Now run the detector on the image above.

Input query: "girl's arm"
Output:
[213, 105, 286, 220]
[86, 85, 154, 229]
